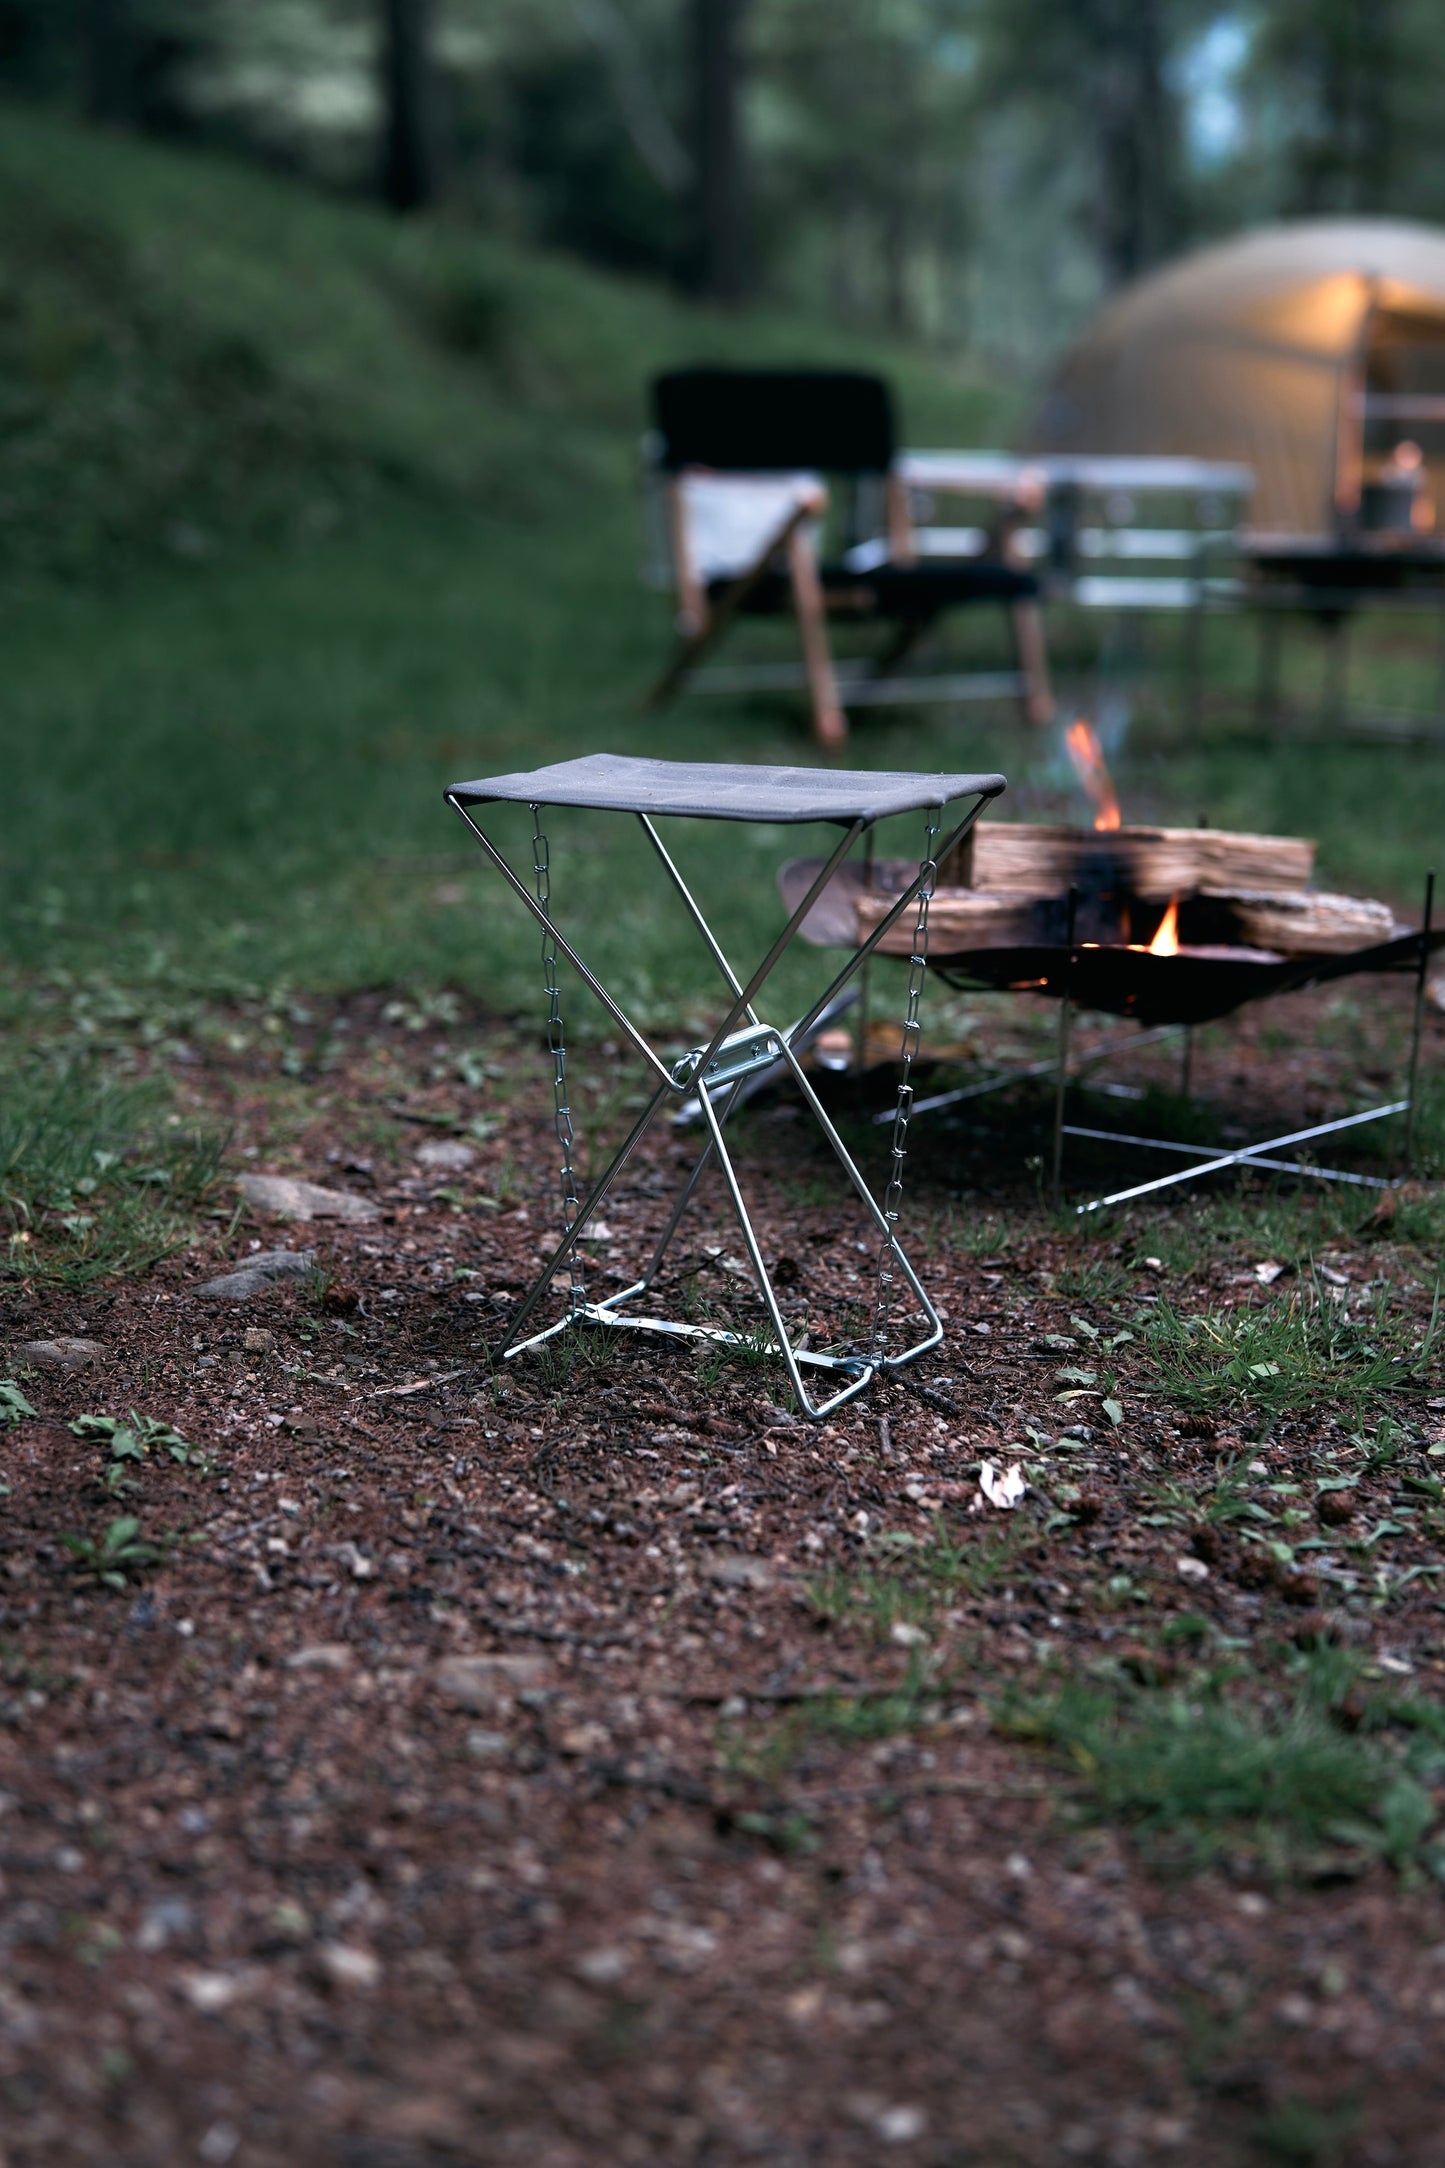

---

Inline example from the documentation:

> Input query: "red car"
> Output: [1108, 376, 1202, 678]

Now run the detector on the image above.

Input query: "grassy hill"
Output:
[1, 107, 1441, 1037]
[0, 107, 1013, 583]
[0, 105, 1026, 1022]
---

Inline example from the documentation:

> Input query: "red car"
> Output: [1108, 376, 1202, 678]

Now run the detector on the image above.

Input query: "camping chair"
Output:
[643, 367, 1053, 749]
[444, 752, 1007, 1418]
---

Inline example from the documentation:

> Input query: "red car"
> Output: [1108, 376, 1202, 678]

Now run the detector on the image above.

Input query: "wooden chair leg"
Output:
[787, 528, 847, 748]
[1010, 600, 1053, 726]
[871, 614, 933, 681]
[645, 606, 724, 712]
[645, 496, 825, 714]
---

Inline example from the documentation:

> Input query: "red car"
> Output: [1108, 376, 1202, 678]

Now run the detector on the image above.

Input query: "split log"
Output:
[856, 891, 1047, 952]
[856, 884, 1395, 960]
[942, 824, 1315, 899]
[1198, 889, 1395, 955]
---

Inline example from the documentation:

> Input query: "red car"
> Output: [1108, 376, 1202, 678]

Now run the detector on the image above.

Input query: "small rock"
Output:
[1177, 1555, 1210, 1583]
[328, 1542, 375, 1581]
[242, 1327, 276, 1354]
[574, 1946, 629, 1987]
[877, 2106, 927, 2145]
[464, 1728, 510, 1762]
[433, 1653, 550, 1713]
[137, 1898, 195, 1953]
[890, 1621, 929, 1648]
[318, 1941, 380, 1991]
[415, 1138, 476, 1173]
[16, 1337, 106, 1371]
[706, 1553, 777, 1589]
[180, 1969, 249, 2014]
[237, 1175, 380, 1224]
[285, 1644, 353, 1672]
[197, 1249, 316, 1302]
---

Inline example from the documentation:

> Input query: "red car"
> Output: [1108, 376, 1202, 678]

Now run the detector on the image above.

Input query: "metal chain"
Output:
[869, 811, 939, 1362]
[532, 805, 586, 1315]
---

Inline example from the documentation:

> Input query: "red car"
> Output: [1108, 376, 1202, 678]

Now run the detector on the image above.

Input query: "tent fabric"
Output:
[1027, 220, 1445, 535]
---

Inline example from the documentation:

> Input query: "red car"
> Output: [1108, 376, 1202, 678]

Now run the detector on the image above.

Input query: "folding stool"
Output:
[445, 754, 1006, 1419]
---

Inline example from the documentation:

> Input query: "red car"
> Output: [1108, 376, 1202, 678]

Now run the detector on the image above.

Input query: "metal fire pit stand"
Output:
[1061, 873, 1437, 1216]
[444, 754, 1006, 1419]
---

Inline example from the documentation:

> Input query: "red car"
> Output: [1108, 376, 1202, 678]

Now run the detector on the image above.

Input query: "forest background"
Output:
[8, 0, 1445, 370]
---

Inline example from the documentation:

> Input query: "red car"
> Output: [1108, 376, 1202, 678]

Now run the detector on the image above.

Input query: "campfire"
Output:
[781, 725, 1435, 1028]
[860, 719, 1394, 963]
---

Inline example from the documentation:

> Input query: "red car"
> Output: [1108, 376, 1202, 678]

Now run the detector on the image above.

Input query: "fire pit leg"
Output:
[1255, 610, 1283, 728]
[1405, 868, 1436, 1170]
[1322, 613, 1351, 730]
[1051, 886, 1079, 1203]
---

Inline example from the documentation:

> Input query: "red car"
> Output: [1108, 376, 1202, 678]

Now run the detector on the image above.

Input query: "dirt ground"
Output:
[2, 982, 1444, 2168]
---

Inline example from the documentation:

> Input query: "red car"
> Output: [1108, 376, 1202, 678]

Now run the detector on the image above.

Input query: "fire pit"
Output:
[779, 722, 1442, 1205]
[782, 815, 1412, 1026]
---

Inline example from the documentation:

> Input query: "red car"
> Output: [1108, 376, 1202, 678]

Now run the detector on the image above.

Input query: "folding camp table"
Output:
[445, 754, 1006, 1418]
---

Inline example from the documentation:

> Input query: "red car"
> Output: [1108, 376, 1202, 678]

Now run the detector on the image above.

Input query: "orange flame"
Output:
[1148, 898, 1180, 957]
[1064, 720, 1121, 832]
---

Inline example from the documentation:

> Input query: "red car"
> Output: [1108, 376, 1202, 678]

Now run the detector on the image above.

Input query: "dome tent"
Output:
[1027, 220, 1445, 537]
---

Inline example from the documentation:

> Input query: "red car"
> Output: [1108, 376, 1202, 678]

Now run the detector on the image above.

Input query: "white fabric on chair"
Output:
[678, 470, 823, 581]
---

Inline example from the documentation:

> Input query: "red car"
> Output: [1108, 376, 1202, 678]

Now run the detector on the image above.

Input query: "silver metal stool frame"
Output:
[445, 760, 1004, 1419]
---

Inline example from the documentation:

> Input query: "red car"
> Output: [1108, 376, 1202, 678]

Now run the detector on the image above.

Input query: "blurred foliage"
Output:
[0, 178, 392, 578]
[8, 2, 1445, 364]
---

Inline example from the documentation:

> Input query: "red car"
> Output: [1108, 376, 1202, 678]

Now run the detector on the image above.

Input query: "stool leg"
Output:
[497, 1080, 672, 1356]
[774, 1042, 942, 1362]
[696, 1086, 877, 1418]
[639, 1079, 747, 1288]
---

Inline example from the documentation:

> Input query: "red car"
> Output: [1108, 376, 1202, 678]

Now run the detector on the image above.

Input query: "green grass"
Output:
[0, 1053, 224, 1289]
[1001, 1659, 1445, 1879]
[808, 1517, 1024, 1638]
[1143, 1277, 1441, 1425]
[2, 104, 1444, 1052]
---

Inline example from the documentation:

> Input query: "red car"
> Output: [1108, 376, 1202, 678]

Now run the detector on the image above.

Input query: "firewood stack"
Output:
[855, 825, 1397, 960]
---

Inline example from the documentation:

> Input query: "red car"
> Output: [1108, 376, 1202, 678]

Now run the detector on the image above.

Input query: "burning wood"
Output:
[856, 873, 1395, 960]
[1064, 720, 1121, 832]
[1147, 898, 1179, 957]
[812, 715, 1396, 976]
[949, 824, 1316, 900]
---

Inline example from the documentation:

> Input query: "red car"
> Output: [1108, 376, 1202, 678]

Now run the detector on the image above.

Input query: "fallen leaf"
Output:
[979, 1461, 1025, 1511]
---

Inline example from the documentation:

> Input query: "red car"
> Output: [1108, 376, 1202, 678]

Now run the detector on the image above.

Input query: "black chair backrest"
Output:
[652, 367, 897, 476]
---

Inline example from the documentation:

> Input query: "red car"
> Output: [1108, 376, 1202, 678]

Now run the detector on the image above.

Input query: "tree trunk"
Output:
[380, 0, 440, 214]
[1092, 0, 1177, 287]
[83, 0, 132, 124]
[692, 0, 747, 303]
